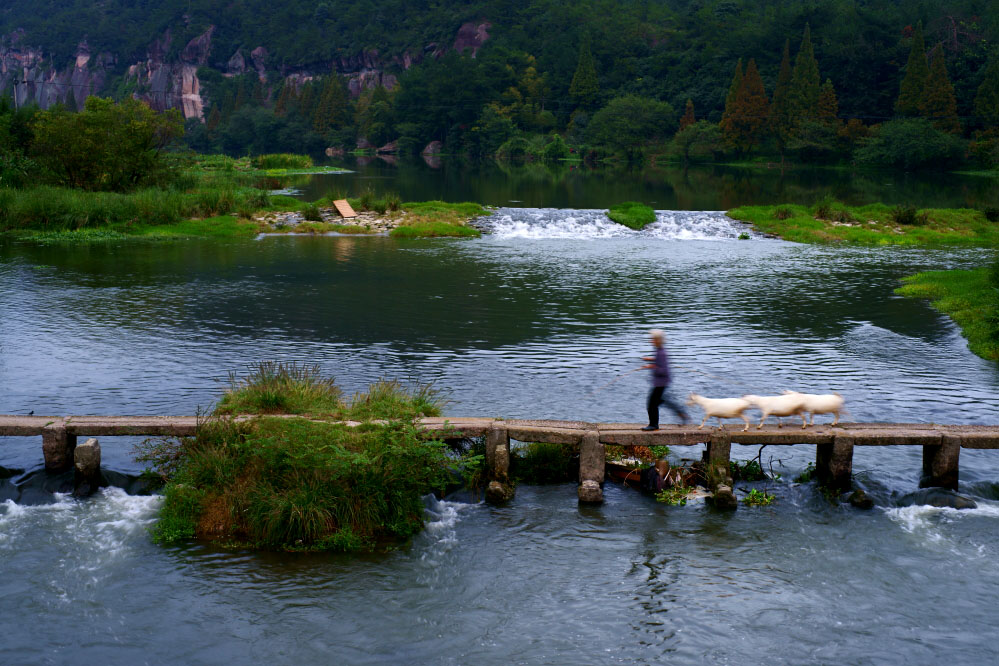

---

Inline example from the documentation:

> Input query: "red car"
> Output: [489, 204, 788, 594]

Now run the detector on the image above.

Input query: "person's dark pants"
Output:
[647, 386, 687, 427]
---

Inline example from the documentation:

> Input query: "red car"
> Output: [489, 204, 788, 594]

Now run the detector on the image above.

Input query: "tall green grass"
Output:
[251, 153, 314, 170]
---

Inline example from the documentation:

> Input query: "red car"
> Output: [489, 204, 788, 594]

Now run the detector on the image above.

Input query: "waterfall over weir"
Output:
[479, 208, 755, 240]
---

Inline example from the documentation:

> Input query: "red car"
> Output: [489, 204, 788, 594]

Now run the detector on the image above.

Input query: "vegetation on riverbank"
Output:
[728, 201, 999, 246]
[896, 260, 999, 360]
[606, 202, 656, 230]
[142, 362, 467, 552]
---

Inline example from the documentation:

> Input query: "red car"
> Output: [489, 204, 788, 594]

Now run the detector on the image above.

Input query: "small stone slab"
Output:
[729, 429, 836, 445]
[506, 426, 587, 444]
[64, 416, 200, 437]
[0, 416, 64, 436]
[848, 429, 943, 446]
[953, 431, 999, 449]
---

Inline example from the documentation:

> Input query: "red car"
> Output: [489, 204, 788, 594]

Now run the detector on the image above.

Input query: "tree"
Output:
[722, 58, 770, 152]
[586, 95, 676, 158]
[671, 120, 722, 164]
[919, 48, 961, 134]
[855, 118, 965, 169]
[313, 75, 350, 134]
[974, 59, 999, 132]
[569, 37, 599, 110]
[817, 79, 839, 128]
[789, 24, 821, 124]
[720, 58, 743, 132]
[896, 22, 928, 117]
[31, 97, 183, 191]
[678, 99, 695, 131]
[770, 39, 794, 160]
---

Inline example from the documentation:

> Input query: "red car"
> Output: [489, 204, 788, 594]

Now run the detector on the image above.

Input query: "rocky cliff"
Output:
[0, 21, 491, 120]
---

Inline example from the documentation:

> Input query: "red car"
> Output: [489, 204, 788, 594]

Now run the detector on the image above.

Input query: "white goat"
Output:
[782, 391, 846, 427]
[686, 394, 752, 431]
[743, 393, 807, 429]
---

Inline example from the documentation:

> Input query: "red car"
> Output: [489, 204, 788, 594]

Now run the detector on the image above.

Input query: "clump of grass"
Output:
[743, 488, 775, 506]
[656, 485, 690, 506]
[774, 206, 794, 220]
[251, 154, 314, 170]
[606, 201, 656, 230]
[345, 380, 445, 421]
[890, 204, 929, 226]
[794, 461, 816, 483]
[302, 203, 322, 221]
[730, 458, 765, 481]
[511, 441, 577, 484]
[215, 361, 344, 416]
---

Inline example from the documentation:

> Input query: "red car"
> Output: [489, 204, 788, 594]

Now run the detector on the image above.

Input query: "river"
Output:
[2, 184, 999, 662]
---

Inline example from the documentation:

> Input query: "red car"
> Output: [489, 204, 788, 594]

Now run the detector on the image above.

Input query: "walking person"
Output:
[642, 329, 688, 431]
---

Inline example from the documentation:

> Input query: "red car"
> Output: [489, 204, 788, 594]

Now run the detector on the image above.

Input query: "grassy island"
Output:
[141, 362, 474, 552]
[728, 201, 999, 246]
[606, 202, 657, 230]
[896, 260, 999, 361]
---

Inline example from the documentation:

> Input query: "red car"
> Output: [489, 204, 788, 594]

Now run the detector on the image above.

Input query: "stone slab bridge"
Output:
[2, 415, 998, 505]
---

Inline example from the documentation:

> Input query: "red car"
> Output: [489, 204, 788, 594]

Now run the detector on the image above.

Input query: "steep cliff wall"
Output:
[0, 21, 491, 121]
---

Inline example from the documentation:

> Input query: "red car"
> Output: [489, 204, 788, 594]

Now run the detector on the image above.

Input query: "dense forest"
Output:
[2, 0, 999, 166]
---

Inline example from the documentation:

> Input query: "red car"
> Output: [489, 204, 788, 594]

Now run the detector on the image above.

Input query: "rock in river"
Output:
[897, 488, 978, 510]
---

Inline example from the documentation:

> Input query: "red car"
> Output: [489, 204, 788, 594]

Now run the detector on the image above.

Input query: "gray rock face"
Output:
[898, 489, 978, 510]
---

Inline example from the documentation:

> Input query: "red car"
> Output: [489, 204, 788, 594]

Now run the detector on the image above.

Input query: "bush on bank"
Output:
[142, 362, 459, 552]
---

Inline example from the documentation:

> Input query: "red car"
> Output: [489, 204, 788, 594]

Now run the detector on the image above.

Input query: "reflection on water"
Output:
[300, 158, 999, 210]
[2, 221, 999, 663]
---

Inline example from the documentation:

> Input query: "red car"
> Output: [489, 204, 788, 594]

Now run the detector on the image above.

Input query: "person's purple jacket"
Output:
[651, 347, 671, 387]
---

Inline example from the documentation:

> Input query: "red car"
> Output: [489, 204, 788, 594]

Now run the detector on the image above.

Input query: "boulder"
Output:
[325, 146, 345, 158]
[898, 488, 978, 510]
[485, 480, 514, 504]
[356, 137, 374, 150]
[421, 140, 443, 155]
[73, 437, 104, 497]
[377, 140, 398, 154]
[848, 488, 874, 510]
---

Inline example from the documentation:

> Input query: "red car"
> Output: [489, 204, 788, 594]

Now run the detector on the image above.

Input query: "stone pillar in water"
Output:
[920, 435, 960, 490]
[577, 430, 604, 504]
[816, 435, 854, 493]
[485, 424, 514, 504]
[73, 437, 104, 497]
[42, 425, 77, 473]
[705, 433, 737, 509]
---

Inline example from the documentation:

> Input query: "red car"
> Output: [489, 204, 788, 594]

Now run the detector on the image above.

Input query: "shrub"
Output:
[385, 192, 401, 212]
[854, 118, 965, 170]
[890, 204, 929, 226]
[607, 201, 657, 230]
[302, 203, 322, 221]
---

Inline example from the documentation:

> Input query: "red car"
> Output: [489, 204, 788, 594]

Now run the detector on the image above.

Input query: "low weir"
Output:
[3, 415, 998, 505]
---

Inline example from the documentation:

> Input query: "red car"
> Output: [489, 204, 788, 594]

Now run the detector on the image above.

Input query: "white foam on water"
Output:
[884, 502, 999, 554]
[483, 207, 754, 240]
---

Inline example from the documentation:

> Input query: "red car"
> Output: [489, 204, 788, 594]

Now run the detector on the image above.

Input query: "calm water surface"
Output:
[2, 210, 998, 663]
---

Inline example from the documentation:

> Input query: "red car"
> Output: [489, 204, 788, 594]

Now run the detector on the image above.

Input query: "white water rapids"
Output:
[480, 208, 755, 240]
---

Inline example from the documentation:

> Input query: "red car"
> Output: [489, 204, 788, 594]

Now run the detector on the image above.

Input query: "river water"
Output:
[2, 207, 999, 663]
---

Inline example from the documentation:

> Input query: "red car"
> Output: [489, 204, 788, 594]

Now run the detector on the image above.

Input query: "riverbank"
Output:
[896, 262, 999, 361]
[727, 202, 999, 246]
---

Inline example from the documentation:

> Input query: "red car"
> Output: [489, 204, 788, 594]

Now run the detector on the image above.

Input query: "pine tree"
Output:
[678, 98, 695, 130]
[313, 75, 350, 133]
[896, 22, 928, 117]
[770, 39, 794, 157]
[274, 82, 293, 116]
[817, 78, 839, 127]
[569, 37, 599, 110]
[206, 105, 221, 130]
[297, 82, 316, 120]
[720, 58, 744, 137]
[974, 59, 999, 131]
[723, 58, 770, 152]
[920, 47, 961, 134]
[789, 24, 821, 124]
